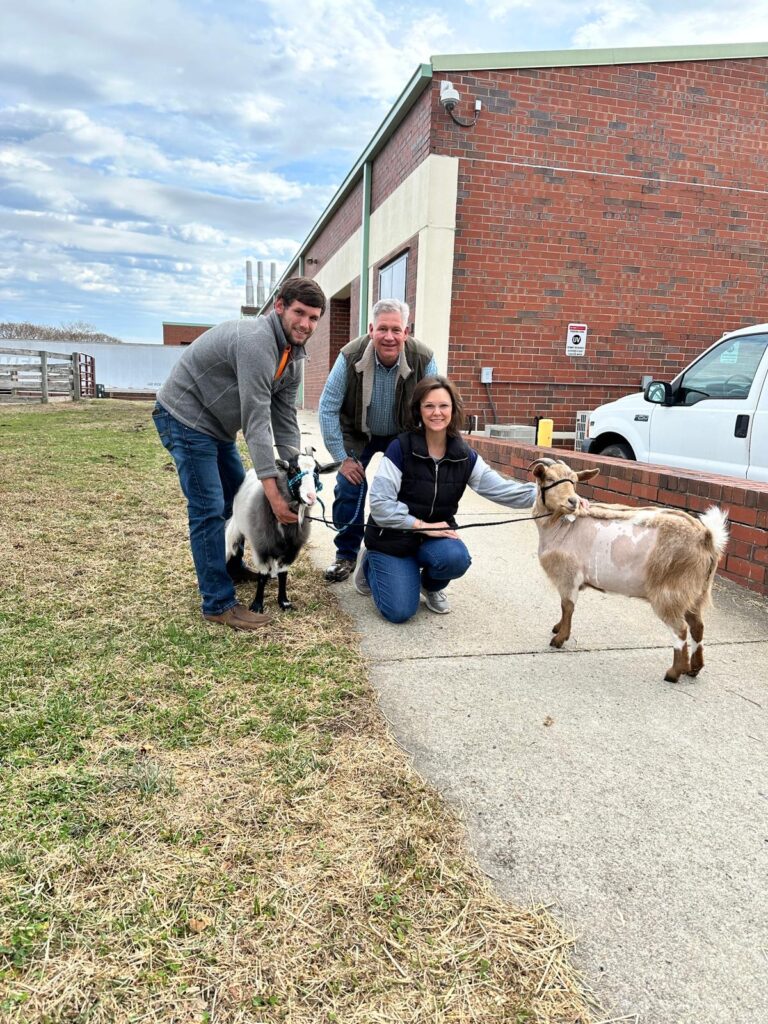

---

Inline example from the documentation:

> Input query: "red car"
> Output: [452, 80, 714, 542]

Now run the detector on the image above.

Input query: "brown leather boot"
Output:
[203, 603, 272, 630]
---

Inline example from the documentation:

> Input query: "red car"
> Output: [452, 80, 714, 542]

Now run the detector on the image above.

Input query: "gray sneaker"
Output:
[422, 588, 450, 614]
[324, 558, 356, 583]
[353, 544, 371, 596]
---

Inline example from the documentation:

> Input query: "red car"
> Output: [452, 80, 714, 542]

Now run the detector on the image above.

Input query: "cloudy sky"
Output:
[2, 1, 768, 342]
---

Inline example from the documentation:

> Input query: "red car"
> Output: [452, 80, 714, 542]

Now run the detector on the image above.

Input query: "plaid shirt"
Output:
[319, 349, 438, 461]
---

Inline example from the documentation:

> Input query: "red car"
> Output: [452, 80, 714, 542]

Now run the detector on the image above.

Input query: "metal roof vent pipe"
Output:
[245, 260, 254, 306]
[256, 261, 265, 307]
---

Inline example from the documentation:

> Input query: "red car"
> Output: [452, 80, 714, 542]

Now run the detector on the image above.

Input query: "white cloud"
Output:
[465, 0, 574, 23]
[0, 146, 49, 171]
[573, 0, 768, 47]
[1, 0, 765, 340]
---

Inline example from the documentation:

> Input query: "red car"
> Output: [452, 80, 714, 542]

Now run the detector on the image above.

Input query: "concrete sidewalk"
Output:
[297, 410, 768, 1024]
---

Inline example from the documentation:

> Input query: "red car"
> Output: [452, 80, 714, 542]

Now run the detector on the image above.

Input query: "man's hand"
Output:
[262, 477, 299, 524]
[339, 457, 365, 485]
[414, 519, 459, 539]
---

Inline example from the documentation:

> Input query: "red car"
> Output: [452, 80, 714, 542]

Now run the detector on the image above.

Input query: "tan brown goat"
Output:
[529, 458, 729, 682]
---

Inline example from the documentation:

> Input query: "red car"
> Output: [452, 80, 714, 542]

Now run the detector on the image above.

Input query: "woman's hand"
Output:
[414, 519, 459, 539]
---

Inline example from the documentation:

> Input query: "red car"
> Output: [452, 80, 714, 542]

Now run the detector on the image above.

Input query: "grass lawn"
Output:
[0, 400, 594, 1023]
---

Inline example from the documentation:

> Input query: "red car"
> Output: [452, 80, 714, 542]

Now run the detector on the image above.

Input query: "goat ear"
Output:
[317, 460, 342, 474]
[577, 468, 600, 482]
[529, 461, 548, 480]
[275, 458, 290, 471]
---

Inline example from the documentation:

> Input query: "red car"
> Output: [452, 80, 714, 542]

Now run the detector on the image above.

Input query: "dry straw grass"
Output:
[0, 400, 596, 1023]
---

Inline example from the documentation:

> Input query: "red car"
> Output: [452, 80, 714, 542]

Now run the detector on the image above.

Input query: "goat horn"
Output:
[528, 457, 556, 470]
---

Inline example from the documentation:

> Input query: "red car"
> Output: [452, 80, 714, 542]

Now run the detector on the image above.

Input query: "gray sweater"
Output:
[156, 312, 304, 479]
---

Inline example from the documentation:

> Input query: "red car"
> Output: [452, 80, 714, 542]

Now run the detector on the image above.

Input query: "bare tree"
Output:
[0, 321, 123, 344]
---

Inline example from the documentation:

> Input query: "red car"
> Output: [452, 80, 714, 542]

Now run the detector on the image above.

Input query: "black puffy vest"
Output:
[365, 431, 473, 558]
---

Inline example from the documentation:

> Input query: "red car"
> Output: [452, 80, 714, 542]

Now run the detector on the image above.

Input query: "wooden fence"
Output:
[0, 348, 95, 403]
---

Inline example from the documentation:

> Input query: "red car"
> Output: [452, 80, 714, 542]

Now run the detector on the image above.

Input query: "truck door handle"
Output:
[734, 414, 750, 438]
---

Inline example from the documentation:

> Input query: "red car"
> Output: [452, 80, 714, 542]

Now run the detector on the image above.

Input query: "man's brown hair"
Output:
[277, 276, 326, 315]
[409, 375, 465, 437]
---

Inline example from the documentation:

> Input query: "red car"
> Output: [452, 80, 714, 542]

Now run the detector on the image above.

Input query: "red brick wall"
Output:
[328, 297, 351, 364]
[303, 280, 363, 409]
[307, 181, 363, 269]
[162, 323, 214, 345]
[371, 88, 432, 212]
[434, 58, 768, 432]
[471, 436, 768, 597]
[304, 310, 329, 410]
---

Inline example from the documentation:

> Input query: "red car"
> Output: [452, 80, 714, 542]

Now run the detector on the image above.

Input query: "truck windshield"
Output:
[678, 333, 768, 405]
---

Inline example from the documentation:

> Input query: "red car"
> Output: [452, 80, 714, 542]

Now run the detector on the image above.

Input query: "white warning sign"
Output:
[566, 323, 588, 357]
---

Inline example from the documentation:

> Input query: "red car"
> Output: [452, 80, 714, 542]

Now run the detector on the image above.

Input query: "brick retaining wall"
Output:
[471, 436, 768, 597]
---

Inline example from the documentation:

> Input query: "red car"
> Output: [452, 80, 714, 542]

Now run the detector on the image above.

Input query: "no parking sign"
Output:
[566, 323, 588, 357]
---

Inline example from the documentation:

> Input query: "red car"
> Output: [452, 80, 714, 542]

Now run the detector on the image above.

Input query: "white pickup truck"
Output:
[582, 322, 768, 482]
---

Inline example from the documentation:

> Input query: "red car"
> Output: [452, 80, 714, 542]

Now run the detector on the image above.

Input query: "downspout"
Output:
[297, 256, 305, 406]
[358, 160, 372, 335]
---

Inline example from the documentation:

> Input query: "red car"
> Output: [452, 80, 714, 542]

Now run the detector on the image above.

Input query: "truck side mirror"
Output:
[644, 381, 672, 405]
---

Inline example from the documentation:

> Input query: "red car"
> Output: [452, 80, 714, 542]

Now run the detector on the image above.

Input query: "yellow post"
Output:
[536, 417, 554, 447]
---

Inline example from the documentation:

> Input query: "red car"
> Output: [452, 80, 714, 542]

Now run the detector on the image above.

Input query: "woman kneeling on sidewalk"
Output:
[355, 375, 536, 623]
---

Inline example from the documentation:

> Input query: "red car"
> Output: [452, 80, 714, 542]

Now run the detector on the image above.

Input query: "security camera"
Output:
[439, 80, 460, 112]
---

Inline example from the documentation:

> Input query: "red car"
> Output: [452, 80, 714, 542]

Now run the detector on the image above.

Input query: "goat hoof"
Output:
[249, 602, 265, 614]
[550, 636, 565, 649]
[278, 600, 294, 612]
[664, 670, 680, 682]
[551, 624, 560, 634]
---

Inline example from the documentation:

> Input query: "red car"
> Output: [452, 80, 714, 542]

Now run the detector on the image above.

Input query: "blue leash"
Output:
[314, 481, 365, 534]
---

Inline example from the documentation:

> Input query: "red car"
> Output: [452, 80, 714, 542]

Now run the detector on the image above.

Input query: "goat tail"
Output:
[224, 515, 243, 560]
[699, 505, 729, 560]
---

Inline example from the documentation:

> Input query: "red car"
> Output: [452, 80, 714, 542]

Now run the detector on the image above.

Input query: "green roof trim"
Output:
[431, 41, 768, 73]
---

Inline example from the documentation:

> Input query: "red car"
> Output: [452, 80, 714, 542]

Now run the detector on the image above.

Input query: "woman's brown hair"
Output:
[409, 375, 465, 437]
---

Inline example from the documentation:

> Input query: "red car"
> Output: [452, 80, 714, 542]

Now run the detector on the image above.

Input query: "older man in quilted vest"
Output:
[318, 298, 437, 582]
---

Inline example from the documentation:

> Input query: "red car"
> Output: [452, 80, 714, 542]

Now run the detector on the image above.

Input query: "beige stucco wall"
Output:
[313, 154, 459, 370]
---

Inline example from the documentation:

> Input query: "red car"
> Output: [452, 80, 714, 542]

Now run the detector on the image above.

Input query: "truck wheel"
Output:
[600, 442, 634, 459]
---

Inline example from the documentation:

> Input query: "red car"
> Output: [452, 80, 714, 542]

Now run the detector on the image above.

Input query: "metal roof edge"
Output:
[431, 41, 768, 72]
[263, 62, 433, 308]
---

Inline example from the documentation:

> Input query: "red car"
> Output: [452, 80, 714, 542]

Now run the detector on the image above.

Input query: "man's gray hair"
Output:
[372, 298, 409, 326]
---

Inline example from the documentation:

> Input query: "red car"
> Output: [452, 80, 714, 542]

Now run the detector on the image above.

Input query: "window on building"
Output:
[379, 252, 408, 303]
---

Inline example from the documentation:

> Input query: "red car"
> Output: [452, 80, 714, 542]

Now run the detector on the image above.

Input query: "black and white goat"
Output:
[225, 447, 337, 613]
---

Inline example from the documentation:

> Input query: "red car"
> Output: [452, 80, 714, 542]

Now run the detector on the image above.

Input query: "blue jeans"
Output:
[364, 538, 472, 624]
[152, 403, 246, 616]
[333, 435, 395, 561]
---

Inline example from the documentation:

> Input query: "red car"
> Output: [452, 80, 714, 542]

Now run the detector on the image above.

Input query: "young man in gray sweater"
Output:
[153, 277, 326, 630]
